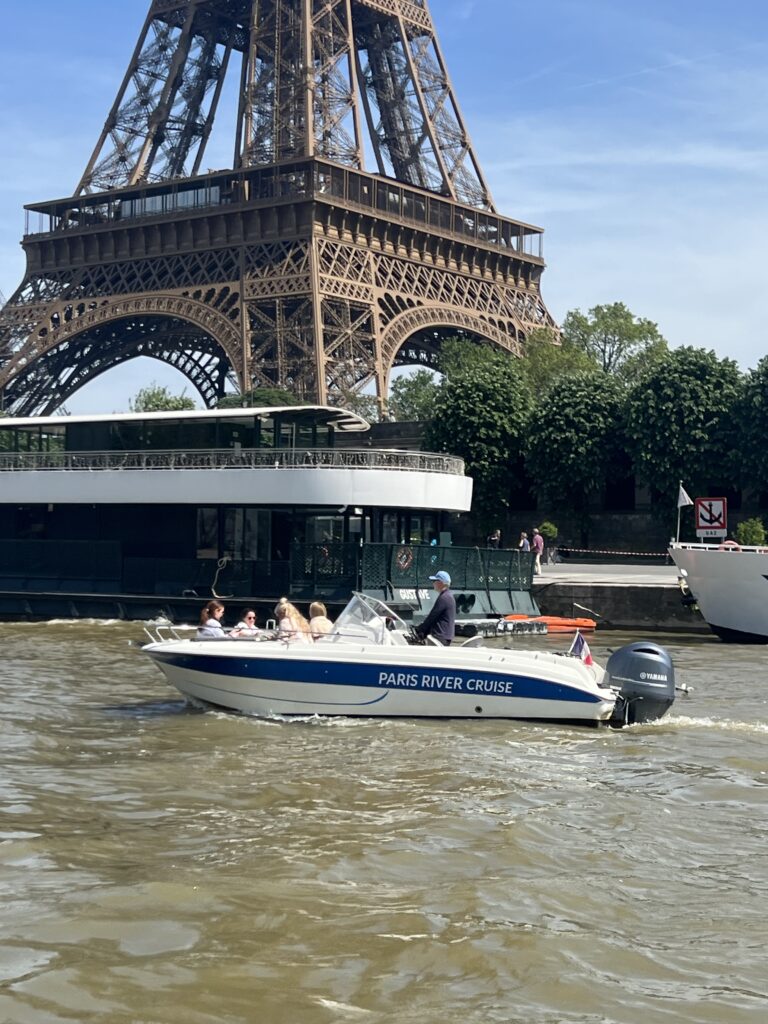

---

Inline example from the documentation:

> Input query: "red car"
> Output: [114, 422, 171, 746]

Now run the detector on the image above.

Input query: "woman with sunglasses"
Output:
[231, 608, 262, 637]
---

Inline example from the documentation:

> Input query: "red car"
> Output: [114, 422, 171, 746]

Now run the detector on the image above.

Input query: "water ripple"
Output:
[0, 623, 766, 1023]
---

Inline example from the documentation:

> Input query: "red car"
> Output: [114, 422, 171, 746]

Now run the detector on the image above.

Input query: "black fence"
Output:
[364, 543, 533, 592]
[0, 540, 534, 600]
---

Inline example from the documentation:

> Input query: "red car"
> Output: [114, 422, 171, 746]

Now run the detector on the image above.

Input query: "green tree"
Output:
[130, 383, 196, 412]
[562, 302, 667, 378]
[526, 372, 625, 539]
[624, 346, 742, 514]
[734, 355, 768, 493]
[439, 336, 510, 377]
[333, 388, 380, 422]
[217, 387, 300, 409]
[520, 326, 600, 391]
[735, 517, 766, 546]
[425, 360, 533, 520]
[388, 369, 440, 422]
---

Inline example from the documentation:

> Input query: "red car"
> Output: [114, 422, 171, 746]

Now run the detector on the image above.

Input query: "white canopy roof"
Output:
[0, 405, 370, 433]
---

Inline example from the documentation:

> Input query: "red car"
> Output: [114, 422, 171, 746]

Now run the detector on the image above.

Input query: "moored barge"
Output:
[0, 405, 539, 623]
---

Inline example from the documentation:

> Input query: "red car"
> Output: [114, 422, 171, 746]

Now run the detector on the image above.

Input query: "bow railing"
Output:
[0, 446, 465, 476]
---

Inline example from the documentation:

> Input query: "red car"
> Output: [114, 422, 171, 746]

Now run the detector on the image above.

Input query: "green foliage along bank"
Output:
[384, 304, 762, 544]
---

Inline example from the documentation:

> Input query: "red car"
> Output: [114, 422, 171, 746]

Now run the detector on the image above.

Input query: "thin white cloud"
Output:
[569, 41, 766, 92]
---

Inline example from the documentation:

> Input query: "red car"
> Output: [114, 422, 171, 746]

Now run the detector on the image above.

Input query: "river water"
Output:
[0, 621, 766, 1024]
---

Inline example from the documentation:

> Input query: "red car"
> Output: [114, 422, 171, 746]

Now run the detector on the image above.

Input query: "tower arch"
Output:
[381, 305, 524, 382]
[1, 294, 243, 415]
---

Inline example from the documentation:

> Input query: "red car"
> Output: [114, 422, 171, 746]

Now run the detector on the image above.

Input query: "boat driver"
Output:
[415, 570, 456, 646]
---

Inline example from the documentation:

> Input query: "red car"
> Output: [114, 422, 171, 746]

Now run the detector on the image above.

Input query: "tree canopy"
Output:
[388, 369, 440, 422]
[734, 355, 768, 493]
[526, 371, 625, 518]
[130, 383, 196, 412]
[425, 359, 533, 519]
[438, 335, 510, 377]
[217, 387, 300, 409]
[333, 388, 380, 421]
[562, 302, 667, 378]
[624, 346, 742, 508]
[520, 326, 600, 391]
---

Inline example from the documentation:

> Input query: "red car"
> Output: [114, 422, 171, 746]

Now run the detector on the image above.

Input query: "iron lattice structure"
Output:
[0, 0, 554, 415]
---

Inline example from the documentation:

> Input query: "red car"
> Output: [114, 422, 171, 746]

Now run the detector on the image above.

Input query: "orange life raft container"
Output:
[503, 614, 597, 633]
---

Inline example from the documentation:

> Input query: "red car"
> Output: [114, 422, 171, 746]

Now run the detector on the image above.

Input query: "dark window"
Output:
[197, 508, 218, 558]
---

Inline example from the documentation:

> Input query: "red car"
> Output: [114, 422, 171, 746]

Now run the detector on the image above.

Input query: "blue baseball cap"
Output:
[429, 570, 451, 586]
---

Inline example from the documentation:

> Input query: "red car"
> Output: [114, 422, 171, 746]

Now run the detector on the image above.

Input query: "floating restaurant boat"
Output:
[0, 405, 544, 626]
[0, 405, 468, 620]
[669, 541, 768, 642]
[142, 593, 678, 728]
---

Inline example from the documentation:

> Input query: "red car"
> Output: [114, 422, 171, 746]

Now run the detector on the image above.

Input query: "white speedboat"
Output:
[142, 594, 677, 727]
[670, 541, 768, 642]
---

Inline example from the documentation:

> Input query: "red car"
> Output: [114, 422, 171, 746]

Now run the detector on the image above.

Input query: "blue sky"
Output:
[1, 0, 766, 411]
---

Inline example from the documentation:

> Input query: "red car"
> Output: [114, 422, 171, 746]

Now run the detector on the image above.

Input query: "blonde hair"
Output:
[309, 601, 327, 618]
[274, 597, 311, 631]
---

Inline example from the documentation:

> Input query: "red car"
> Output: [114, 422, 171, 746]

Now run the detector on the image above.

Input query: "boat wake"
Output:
[220, 709, 392, 729]
[11, 617, 125, 627]
[663, 714, 768, 735]
[102, 699, 194, 718]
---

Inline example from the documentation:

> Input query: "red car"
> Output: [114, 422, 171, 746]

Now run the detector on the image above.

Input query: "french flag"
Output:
[569, 630, 594, 666]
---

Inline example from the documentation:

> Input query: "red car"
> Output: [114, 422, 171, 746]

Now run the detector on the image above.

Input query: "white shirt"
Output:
[278, 619, 314, 645]
[197, 617, 226, 639]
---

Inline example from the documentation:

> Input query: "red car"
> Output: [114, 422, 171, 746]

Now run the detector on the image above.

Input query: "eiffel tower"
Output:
[0, 0, 554, 416]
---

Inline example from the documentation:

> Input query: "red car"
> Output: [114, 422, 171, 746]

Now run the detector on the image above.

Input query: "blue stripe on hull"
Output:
[149, 650, 601, 705]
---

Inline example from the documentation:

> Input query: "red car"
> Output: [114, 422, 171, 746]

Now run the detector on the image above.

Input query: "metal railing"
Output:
[0, 446, 465, 476]
[671, 541, 766, 553]
[0, 540, 533, 599]
[24, 159, 544, 260]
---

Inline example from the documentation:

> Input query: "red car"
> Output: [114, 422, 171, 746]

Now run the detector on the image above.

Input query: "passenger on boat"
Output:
[415, 570, 456, 646]
[231, 609, 263, 637]
[197, 600, 227, 639]
[309, 601, 334, 638]
[274, 598, 314, 645]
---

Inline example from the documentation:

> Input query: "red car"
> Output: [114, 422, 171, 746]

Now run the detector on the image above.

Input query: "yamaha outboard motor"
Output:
[605, 642, 676, 727]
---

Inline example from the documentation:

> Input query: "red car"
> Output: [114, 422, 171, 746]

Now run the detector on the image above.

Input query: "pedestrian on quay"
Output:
[486, 528, 501, 549]
[532, 527, 544, 575]
[518, 531, 530, 553]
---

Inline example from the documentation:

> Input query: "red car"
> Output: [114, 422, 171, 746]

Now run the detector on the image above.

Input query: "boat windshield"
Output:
[319, 592, 410, 646]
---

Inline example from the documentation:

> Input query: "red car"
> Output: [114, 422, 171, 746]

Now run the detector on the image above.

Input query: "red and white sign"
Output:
[695, 497, 727, 538]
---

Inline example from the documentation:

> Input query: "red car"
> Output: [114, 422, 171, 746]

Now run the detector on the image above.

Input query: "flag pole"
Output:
[676, 480, 682, 543]
[676, 481, 694, 543]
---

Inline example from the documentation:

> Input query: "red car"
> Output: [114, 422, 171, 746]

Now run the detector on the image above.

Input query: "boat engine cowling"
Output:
[604, 642, 675, 727]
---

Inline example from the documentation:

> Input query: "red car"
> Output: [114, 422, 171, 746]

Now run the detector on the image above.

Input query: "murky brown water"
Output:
[1, 621, 766, 1024]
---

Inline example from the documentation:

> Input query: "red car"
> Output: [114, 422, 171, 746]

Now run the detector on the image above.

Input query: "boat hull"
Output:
[145, 643, 615, 724]
[670, 544, 768, 643]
